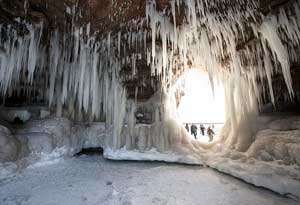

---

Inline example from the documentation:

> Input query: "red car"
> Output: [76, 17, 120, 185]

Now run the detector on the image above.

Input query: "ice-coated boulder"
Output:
[247, 129, 300, 166]
[73, 122, 108, 149]
[287, 143, 300, 165]
[0, 109, 31, 123]
[268, 116, 300, 131]
[0, 126, 20, 163]
[17, 132, 54, 154]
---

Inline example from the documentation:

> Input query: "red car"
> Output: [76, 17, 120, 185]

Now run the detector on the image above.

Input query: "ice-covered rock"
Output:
[73, 122, 109, 149]
[247, 129, 300, 165]
[0, 109, 31, 123]
[17, 132, 55, 154]
[0, 126, 20, 163]
[268, 117, 300, 131]
[207, 115, 300, 199]
[40, 109, 51, 119]
[0, 117, 109, 167]
[207, 155, 300, 199]
[14, 117, 80, 156]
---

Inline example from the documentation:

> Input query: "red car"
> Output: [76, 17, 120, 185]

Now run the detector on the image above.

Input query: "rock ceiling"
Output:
[0, 0, 299, 101]
[0, 0, 294, 33]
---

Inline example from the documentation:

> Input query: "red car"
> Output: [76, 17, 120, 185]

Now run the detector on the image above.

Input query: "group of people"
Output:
[185, 123, 215, 142]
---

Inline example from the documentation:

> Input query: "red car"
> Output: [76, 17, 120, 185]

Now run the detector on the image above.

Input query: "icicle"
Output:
[86, 22, 91, 36]
[131, 53, 136, 76]
[171, 0, 177, 49]
[118, 31, 121, 57]
[260, 16, 294, 97]
[135, 86, 138, 102]
[107, 32, 111, 56]
[48, 31, 60, 106]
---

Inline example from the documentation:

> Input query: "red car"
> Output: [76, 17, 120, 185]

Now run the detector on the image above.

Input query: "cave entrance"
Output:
[176, 69, 225, 142]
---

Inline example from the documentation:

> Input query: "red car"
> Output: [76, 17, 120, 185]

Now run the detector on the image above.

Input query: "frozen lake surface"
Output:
[0, 155, 297, 205]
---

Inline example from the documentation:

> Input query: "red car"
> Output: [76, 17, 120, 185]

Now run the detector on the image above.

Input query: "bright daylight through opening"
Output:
[177, 69, 225, 142]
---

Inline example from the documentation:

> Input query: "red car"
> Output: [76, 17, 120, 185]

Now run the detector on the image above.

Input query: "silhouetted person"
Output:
[191, 124, 198, 139]
[200, 124, 205, 136]
[185, 123, 189, 132]
[207, 126, 215, 142]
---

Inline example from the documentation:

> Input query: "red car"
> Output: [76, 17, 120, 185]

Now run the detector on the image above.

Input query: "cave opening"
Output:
[175, 68, 225, 142]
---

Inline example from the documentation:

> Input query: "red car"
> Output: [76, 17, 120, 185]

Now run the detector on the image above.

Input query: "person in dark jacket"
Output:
[191, 124, 198, 139]
[185, 123, 189, 132]
[200, 124, 205, 136]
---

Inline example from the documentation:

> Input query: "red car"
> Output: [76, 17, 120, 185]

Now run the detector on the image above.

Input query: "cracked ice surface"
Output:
[0, 155, 298, 205]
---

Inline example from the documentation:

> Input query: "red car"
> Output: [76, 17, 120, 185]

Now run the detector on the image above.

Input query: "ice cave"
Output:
[0, 0, 300, 204]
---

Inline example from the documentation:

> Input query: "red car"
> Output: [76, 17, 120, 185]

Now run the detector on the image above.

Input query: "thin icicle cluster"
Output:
[0, 16, 139, 150]
[146, 0, 299, 114]
[0, 22, 44, 97]
[238, 1, 300, 106]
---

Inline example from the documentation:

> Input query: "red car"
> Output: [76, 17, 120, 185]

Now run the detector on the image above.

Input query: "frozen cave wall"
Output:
[0, 117, 111, 178]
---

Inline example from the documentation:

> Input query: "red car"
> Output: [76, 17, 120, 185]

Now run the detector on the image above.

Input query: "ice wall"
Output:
[0, 0, 300, 156]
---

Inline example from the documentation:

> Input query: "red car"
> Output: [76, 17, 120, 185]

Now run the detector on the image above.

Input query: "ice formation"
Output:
[0, 0, 299, 168]
[0, 117, 111, 179]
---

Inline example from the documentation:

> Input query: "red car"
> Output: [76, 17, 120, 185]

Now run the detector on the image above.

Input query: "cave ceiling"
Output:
[0, 0, 294, 33]
[1, 0, 294, 28]
[0, 0, 299, 101]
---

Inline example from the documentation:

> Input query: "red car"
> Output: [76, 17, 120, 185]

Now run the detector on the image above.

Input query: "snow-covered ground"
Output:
[0, 155, 297, 205]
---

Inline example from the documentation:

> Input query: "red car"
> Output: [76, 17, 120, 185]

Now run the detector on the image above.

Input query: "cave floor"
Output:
[0, 155, 297, 205]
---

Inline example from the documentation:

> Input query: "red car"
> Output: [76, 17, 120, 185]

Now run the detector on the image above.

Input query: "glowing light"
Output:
[177, 69, 225, 124]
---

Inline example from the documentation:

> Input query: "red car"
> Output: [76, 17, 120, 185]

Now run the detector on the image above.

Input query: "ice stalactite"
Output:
[0, 19, 131, 152]
[111, 67, 127, 150]
[260, 16, 293, 98]
[0, 23, 44, 97]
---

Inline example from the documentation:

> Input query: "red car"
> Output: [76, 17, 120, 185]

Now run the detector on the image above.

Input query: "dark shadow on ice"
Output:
[75, 147, 104, 156]
[104, 157, 203, 170]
